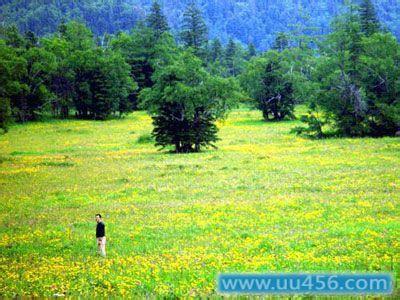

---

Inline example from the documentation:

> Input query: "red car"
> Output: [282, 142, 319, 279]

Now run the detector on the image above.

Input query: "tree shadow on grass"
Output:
[232, 118, 297, 126]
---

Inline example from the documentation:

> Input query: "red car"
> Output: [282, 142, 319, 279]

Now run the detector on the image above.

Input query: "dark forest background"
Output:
[1, 0, 399, 49]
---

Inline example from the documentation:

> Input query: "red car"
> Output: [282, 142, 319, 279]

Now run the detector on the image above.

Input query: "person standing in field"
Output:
[95, 214, 106, 257]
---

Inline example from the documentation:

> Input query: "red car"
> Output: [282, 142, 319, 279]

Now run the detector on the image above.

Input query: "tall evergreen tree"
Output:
[225, 38, 237, 76]
[246, 42, 257, 60]
[57, 19, 68, 37]
[24, 31, 38, 49]
[359, 0, 380, 36]
[146, 1, 170, 39]
[272, 32, 289, 52]
[210, 38, 223, 63]
[180, 2, 208, 58]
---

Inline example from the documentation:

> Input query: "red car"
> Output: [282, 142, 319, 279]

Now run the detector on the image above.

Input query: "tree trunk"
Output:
[61, 105, 69, 119]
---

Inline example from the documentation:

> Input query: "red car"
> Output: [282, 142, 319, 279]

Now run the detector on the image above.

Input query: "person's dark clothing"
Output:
[96, 221, 105, 238]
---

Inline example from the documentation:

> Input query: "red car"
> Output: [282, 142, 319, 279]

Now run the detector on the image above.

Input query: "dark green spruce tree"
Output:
[225, 38, 237, 76]
[24, 31, 38, 49]
[209, 38, 223, 63]
[180, 2, 208, 59]
[246, 42, 257, 60]
[359, 0, 380, 36]
[146, 1, 170, 39]
[272, 32, 289, 52]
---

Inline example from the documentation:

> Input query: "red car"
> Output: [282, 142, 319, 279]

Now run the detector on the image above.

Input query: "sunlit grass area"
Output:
[0, 107, 399, 297]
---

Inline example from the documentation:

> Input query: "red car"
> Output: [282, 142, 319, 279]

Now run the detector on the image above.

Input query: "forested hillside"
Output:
[1, 0, 399, 49]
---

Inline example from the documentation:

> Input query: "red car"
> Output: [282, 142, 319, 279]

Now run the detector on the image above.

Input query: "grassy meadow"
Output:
[0, 107, 399, 297]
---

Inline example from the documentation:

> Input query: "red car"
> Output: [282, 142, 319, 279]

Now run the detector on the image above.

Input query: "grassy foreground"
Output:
[0, 107, 399, 297]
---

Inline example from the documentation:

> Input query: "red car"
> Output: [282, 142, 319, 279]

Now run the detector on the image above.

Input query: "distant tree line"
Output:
[1, 0, 399, 147]
[1, 0, 399, 50]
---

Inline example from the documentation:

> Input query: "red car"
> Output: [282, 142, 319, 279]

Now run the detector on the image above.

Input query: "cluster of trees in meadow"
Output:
[0, 1, 246, 152]
[293, 2, 400, 138]
[240, 0, 400, 138]
[1, 0, 399, 151]
[0, 22, 136, 124]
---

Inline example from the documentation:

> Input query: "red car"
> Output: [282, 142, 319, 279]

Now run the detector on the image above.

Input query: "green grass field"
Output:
[0, 107, 399, 297]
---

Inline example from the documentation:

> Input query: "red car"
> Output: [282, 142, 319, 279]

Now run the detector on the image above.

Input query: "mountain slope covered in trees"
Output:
[1, 0, 399, 49]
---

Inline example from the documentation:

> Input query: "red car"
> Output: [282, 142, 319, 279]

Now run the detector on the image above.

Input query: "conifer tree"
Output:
[246, 42, 256, 59]
[210, 38, 223, 63]
[272, 32, 289, 52]
[359, 0, 380, 36]
[146, 1, 169, 39]
[24, 31, 38, 49]
[225, 38, 236, 76]
[180, 2, 208, 58]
